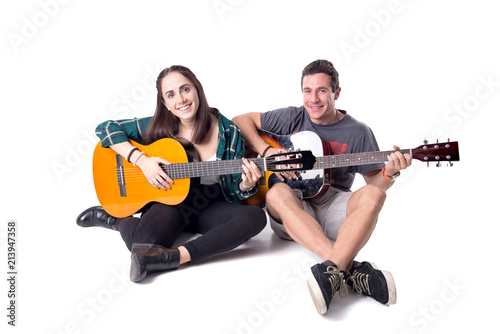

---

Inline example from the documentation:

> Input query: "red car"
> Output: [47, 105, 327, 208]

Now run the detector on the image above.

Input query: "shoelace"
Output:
[347, 270, 371, 295]
[325, 265, 348, 298]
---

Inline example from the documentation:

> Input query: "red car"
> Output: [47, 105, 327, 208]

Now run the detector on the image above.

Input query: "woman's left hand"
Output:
[240, 157, 262, 191]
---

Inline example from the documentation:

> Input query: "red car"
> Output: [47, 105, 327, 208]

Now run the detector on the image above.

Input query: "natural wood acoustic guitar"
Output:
[92, 138, 315, 217]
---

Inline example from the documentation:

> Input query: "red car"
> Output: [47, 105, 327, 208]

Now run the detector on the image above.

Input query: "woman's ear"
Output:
[162, 100, 169, 111]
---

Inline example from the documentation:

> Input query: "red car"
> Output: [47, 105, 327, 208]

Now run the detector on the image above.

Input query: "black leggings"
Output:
[115, 183, 267, 263]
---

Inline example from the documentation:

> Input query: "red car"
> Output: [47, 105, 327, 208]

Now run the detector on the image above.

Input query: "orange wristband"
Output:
[380, 167, 392, 181]
[380, 166, 400, 181]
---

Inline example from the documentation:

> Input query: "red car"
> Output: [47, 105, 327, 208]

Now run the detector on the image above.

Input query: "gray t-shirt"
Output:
[261, 106, 384, 191]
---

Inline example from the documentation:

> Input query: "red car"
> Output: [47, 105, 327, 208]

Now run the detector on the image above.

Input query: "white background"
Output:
[1, 0, 499, 333]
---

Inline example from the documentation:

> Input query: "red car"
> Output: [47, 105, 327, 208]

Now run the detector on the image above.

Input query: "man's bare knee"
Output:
[348, 185, 386, 214]
[266, 183, 302, 216]
[364, 184, 386, 205]
[267, 183, 292, 204]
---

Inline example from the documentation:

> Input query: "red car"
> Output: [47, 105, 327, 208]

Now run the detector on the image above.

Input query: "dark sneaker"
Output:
[307, 261, 348, 315]
[347, 261, 397, 305]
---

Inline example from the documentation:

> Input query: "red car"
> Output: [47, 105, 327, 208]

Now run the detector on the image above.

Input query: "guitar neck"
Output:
[161, 157, 267, 180]
[163, 148, 411, 179]
[314, 149, 412, 169]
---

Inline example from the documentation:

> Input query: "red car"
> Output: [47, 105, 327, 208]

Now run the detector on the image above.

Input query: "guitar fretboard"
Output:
[160, 148, 411, 179]
[313, 149, 412, 170]
[161, 158, 266, 180]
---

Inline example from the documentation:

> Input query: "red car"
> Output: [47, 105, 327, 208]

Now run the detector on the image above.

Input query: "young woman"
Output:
[77, 65, 266, 282]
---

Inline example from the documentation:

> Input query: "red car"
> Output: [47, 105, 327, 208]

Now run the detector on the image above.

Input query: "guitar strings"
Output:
[113, 150, 407, 183]
[111, 155, 303, 183]
[312, 149, 411, 168]
[110, 149, 411, 184]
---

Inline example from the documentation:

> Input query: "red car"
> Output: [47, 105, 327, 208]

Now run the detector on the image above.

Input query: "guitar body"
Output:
[93, 138, 191, 218]
[246, 130, 330, 206]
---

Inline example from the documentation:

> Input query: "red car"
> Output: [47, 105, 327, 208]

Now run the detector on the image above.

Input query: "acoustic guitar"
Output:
[92, 138, 315, 217]
[244, 130, 460, 206]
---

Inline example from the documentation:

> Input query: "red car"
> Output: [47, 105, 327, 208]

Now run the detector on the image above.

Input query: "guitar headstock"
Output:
[412, 140, 460, 167]
[265, 150, 316, 172]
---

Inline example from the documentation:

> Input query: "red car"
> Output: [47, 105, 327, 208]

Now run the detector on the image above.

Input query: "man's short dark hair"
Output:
[301, 59, 339, 92]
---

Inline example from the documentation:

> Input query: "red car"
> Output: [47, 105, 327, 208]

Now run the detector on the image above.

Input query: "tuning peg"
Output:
[424, 139, 428, 145]
[427, 162, 430, 168]
[448, 162, 454, 167]
[436, 162, 442, 167]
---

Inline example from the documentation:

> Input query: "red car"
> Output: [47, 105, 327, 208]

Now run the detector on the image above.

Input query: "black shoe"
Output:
[76, 206, 118, 231]
[307, 261, 348, 315]
[346, 261, 397, 305]
[130, 243, 181, 283]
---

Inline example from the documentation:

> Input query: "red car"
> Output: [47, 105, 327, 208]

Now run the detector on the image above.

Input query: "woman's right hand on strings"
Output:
[136, 155, 174, 191]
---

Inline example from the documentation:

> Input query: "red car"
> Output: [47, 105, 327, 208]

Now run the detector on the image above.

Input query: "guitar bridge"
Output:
[116, 154, 127, 197]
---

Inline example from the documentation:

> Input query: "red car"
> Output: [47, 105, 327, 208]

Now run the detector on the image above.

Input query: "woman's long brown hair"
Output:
[144, 65, 218, 145]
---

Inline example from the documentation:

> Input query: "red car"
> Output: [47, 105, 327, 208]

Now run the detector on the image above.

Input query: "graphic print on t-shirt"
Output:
[323, 141, 348, 188]
[325, 141, 348, 155]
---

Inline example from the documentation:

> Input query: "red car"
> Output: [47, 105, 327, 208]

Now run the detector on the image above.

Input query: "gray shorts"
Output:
[266, 186, 353, 242]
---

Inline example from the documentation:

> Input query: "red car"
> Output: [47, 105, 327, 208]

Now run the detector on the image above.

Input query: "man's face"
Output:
[302, 73, 340, 125]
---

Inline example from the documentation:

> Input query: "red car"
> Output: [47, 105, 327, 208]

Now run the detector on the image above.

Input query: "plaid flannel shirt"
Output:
[95, 110, 256, 203]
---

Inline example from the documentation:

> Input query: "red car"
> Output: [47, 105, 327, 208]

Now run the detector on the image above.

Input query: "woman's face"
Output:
[161, 72, 200, 124]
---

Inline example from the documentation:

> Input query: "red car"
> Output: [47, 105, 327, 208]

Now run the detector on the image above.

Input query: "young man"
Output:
[232, 59, 412, 315]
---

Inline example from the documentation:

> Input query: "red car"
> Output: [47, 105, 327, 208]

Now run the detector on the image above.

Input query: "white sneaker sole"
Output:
[369, 262, 397, 305]
[307, 276, 327, 315]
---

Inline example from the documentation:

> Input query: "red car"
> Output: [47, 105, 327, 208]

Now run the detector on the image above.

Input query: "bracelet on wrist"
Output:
[241, 183, 256, 192]
[126, 147, 139, 162]
[133, 152, 145, 167]
[380, 166, 400, 181]
[261, 145, 273, 157]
